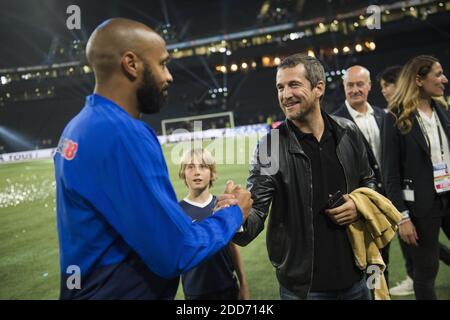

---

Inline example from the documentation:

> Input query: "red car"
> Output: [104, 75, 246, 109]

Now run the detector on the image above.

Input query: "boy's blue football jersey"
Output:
[180, 196, 237, 297]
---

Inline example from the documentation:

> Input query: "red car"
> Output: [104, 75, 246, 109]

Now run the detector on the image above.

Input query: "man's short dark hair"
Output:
[277, 53, 325, 88]
[376, 65, 402, 84]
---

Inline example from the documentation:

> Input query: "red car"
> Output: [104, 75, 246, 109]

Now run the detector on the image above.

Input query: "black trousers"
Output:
[399, 235, 450, 280]
[409, 196, 450, 300]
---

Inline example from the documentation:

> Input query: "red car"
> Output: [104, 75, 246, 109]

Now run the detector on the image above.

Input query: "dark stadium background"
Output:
[1, 0, 449, 153]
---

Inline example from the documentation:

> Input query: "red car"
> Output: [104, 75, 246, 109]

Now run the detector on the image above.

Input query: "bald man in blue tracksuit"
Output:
[54, 19, 249, 299]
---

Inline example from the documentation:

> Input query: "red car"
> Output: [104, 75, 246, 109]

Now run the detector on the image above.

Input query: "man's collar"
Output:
[345, 100, 374, 118]
[287, 119, 308, 140]
[287, 111, 332, 140]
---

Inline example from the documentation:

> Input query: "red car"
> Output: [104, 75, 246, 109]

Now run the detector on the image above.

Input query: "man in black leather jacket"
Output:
[233, 54, 376, 300]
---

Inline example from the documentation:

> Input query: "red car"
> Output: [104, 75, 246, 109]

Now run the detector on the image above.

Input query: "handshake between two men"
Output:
[214, 180, 253, 224]
[214, 179, 360, 227]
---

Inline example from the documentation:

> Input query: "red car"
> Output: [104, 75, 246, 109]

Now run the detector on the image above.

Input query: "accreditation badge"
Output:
[433, 162, 450, 193]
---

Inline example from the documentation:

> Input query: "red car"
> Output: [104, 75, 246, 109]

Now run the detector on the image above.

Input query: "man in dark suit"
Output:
[333, 65, 389, 285]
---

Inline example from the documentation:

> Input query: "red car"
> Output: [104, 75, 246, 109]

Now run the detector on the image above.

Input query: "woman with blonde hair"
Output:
[384, 55, 449, 299]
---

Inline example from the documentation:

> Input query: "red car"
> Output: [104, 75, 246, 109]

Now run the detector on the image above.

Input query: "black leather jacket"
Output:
[233, 113, 376, 298]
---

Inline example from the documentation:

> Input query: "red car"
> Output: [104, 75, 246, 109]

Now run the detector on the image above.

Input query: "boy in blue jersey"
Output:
[54, 18, 252, 299]
[178, 149, 249, 300]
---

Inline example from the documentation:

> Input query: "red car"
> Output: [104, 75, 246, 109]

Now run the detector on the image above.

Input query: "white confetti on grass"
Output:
[0, 178, 55, 209]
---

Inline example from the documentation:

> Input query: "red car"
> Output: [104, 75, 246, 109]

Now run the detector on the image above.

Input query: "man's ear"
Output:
[314, 81, 325, 99]
[121, 51, 139, 80]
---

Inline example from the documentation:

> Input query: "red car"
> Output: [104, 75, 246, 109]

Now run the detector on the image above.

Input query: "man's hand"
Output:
[214, 180, 253, 222]
[231, 185, 253, 223]
[214, 180, 239, 211]
[399, 219, 419, 246]
[325, 194, 360, 226]
[213, 195, 238, 212]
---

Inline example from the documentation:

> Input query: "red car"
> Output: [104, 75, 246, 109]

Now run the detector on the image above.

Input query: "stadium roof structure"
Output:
[0, 0, 427, 69]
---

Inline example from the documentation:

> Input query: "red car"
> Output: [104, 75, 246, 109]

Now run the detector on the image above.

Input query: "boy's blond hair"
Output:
[178, 148, 217, 187]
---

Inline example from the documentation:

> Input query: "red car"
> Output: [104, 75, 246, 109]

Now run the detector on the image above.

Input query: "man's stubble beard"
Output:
[136, 62, 168, 115]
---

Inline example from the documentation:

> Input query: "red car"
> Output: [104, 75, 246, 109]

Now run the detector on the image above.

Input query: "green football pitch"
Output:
[1, 137, 449, 299]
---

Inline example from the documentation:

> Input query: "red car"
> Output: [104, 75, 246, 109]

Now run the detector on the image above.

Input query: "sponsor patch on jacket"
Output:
[56, 138, 78, 160]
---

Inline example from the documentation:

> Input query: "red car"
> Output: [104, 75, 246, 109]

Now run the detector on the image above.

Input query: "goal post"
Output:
[161, 111, 235, 136]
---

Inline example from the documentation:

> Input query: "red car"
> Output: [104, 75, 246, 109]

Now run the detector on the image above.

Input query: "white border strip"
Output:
[0, 148, 55, 164]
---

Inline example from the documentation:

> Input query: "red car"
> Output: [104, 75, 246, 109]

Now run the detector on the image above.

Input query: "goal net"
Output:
[161, 111, 235, 136]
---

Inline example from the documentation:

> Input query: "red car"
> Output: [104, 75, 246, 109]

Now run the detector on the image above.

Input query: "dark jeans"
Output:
[409, 208, 450, 300]
[280, 276, 370, 300]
